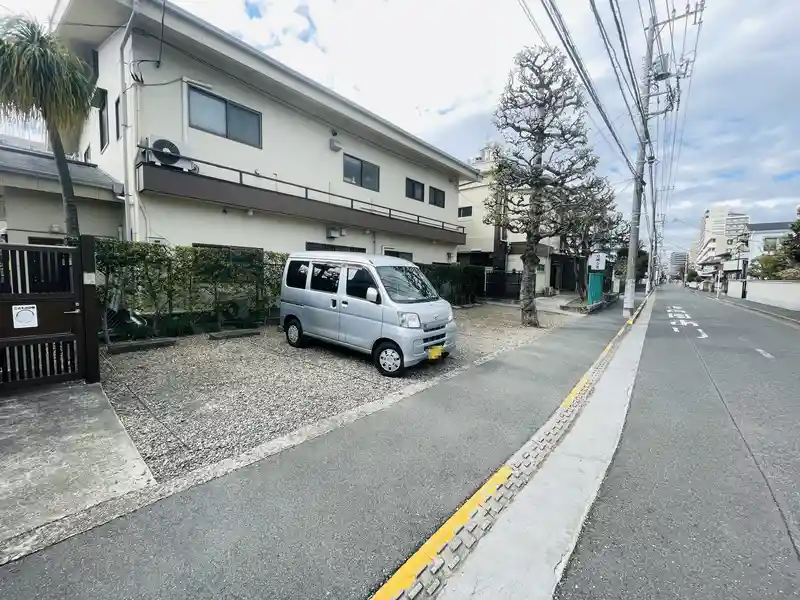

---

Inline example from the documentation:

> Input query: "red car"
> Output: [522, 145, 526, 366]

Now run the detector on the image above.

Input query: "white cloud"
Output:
[753, 197, 800, 210]
[712, 199, 747, 208]
[671, 200, 694, 211]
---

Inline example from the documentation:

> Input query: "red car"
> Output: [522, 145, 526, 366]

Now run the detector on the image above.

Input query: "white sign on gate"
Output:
[12, 304, 38, 329]
[589, 252, 607, 271]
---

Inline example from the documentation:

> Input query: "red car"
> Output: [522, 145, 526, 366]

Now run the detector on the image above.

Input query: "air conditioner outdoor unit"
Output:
[145, 135, 198, 173]
[326, 227, 345, 239]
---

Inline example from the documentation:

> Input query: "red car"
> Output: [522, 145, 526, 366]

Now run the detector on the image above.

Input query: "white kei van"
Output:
[279, 252, 456, 376]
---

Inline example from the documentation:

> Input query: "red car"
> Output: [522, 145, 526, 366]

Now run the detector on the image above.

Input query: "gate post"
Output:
[79, 235, 101, 383]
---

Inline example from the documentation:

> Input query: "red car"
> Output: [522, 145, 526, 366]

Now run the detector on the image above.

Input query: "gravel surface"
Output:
[103, 304, 576, 481]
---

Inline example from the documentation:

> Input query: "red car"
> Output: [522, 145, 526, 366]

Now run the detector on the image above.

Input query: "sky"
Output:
[1, 0, 799, 259]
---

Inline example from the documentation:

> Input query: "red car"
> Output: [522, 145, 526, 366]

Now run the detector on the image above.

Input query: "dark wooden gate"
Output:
[0, 237, 99, 392]
[485, 270, 522, 300]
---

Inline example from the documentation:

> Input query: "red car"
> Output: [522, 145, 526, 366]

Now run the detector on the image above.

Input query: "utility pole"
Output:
[623, 2, 705, 315]
[623, 15, 656, 316]
[645, 155, 657, 294]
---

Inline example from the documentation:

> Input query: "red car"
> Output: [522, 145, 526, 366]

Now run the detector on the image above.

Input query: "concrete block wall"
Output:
[746, 280, 800, 311]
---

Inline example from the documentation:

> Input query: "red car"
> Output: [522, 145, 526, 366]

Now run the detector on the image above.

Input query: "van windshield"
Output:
[376, 266, 439, 304]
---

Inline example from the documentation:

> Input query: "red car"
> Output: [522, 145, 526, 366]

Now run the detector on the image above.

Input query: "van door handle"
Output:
[341, 300, 348, 307]
[64, 309, 81, 314]
[331, 299, 337, 308]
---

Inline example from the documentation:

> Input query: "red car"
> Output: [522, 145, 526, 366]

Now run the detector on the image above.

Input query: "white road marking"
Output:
[755, 348, 774, 358]
[673, 327, 680, 332]
[679, 320, 698, 327]
[697, 329, 708, 339]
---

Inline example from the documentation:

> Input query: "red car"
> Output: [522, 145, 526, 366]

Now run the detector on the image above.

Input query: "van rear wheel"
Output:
[284, 318, 307, 348]
[373, 341, 405, 377]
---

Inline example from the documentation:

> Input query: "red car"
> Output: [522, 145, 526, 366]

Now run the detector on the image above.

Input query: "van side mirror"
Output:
[366, 287, 379, 303]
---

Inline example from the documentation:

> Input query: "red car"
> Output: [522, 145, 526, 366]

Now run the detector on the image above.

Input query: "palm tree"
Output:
[0, 16, 96, 239]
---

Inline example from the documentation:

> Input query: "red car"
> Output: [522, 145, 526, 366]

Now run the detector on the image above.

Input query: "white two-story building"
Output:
[456, 143, 573, 294]
[45, 0, 479, 263]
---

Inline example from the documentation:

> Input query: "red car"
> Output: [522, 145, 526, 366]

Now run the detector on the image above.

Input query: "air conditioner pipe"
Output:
[119, 0, 139, 241]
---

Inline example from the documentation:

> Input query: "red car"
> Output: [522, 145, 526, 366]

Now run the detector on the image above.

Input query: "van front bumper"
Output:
[396, 321, 457, 367]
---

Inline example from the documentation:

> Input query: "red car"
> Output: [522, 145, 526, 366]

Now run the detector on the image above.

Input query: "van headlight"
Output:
[447, 307, 454, 322]
[398, 312, 421, 328]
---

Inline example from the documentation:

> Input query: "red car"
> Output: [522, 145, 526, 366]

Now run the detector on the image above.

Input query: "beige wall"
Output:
[457, 182, 494, 253]
[126, 35, 460, 239]
[457, 181, 560, 256]
[745, 281, 800, 311]
[506, 254, 552, 292]
[3, 188, 123, 244]
[140, 192, 454, 264]
[77, 27, 129, 178]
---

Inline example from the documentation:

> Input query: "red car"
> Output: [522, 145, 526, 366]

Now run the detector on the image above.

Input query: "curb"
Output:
[715, 297, 800, 326]
[371, 292, 654, 600]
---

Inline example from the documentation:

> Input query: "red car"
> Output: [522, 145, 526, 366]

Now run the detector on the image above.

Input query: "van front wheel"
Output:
[374, 341, 405, 377]
[285, 318, 307, 348]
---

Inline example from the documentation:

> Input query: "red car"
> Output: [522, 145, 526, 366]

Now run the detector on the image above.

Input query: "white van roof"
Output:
[287, 251, 416, 267]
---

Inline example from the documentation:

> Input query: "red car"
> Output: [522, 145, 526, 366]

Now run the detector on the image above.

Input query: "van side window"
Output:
[286, 260, 309, 289]
[346, 267, 377, 300]
[310, 263, 341, 293]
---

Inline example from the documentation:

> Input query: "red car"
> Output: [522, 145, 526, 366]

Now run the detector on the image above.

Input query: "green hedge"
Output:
[95, 240, 487, 339]
[417, 263, 485, 305]
[96, 239, 287, 339]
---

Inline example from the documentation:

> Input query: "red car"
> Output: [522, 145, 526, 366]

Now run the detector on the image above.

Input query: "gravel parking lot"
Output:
[103, 304, 575, 480]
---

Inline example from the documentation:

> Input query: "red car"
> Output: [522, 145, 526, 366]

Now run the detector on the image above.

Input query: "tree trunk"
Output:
[574, 258, 586, 301]
[46, 123, 80, 239]
[519, 237, 540, 327]
[102, 309, 111, 346]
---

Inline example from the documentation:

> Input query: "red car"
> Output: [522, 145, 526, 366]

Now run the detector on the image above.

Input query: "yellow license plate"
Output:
[427, 346, 443, 360]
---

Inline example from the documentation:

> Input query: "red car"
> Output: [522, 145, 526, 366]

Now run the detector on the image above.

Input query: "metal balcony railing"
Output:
[138, 146, 465, 234]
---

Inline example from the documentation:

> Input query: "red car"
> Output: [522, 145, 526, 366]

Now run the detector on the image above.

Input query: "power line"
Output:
[663, 11, 703, 213]
[536, 0, 637, 177]
[609, 0, 645, 113]
[516, 0, 549, 44]
[589, 0, 643, 138]
[514, 0, 635, 177]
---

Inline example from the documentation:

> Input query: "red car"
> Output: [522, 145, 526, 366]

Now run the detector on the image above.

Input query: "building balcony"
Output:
[135, 147, 466, 245]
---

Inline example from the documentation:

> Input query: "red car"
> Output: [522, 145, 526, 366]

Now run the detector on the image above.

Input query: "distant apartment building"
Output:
[668, 251, 688, 276]
[721, 212, 749, 252]
[694, 206, 750, 273]
[688, 241, 698, 269]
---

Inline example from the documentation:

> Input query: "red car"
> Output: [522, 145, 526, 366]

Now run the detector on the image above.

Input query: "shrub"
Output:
[96, 239, 287, 340]
[417, 263, 485, 305]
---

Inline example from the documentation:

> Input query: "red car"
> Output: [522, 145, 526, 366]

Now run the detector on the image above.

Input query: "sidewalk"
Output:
[0, 306, 632, 599]
[719, 294, 800, 324]
[484, 293, 581, 315]
[436, 296, 653, 600]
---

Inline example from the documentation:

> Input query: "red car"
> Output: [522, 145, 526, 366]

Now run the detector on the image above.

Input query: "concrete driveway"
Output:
[0, 383, 154, 543]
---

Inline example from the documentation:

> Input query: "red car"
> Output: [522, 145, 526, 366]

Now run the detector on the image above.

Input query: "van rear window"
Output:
[286, 260, 309, 289]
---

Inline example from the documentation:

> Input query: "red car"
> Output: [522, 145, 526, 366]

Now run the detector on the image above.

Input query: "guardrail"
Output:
[138, 146, 465, 234]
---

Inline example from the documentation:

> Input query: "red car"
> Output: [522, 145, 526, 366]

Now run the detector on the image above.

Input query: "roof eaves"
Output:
[747, 222, 793, 232]
[0, 146, 120, 191]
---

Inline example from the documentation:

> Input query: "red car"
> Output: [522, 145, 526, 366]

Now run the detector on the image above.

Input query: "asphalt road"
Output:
[556, 287, 800, 600]
[0, 308, 628, 600]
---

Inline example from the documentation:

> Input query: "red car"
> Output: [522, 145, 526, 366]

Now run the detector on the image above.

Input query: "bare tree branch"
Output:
[483, 46, 610, 325]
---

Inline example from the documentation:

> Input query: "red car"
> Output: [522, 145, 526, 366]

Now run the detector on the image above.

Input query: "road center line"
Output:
[755, 348, 774, 359]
